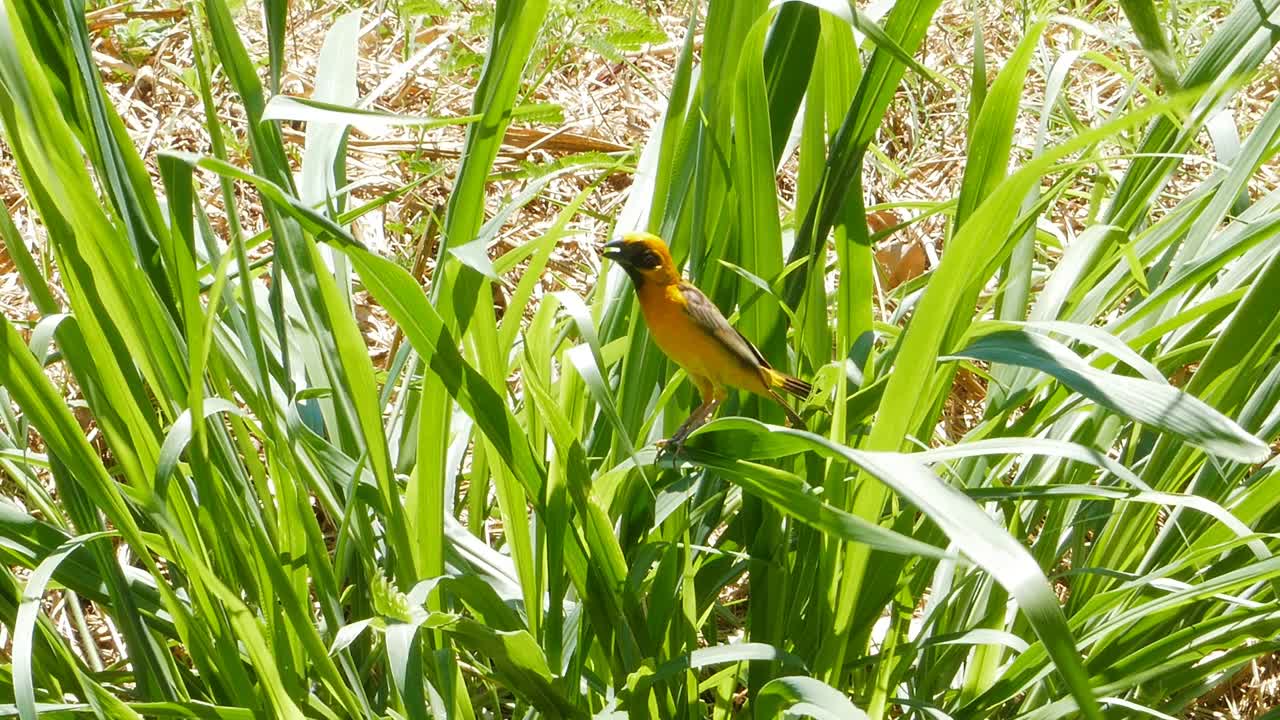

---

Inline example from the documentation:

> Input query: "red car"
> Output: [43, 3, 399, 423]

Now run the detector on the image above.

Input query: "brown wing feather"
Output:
[676, 283, 770, 370]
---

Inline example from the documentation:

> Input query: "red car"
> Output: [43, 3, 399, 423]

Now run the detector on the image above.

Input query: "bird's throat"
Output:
[623, 265, 647, 287]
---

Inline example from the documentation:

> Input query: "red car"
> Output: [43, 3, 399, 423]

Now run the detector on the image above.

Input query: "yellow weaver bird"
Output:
[603, 232, 812, 447]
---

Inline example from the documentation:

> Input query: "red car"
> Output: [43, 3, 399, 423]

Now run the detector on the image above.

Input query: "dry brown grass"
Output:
[1188, 652, 1280, 719]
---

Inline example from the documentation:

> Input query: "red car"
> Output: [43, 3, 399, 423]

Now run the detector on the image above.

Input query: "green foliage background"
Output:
[2, 0, 1280, 718]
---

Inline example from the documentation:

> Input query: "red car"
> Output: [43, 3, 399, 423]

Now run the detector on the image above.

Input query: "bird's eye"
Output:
[638, 250, 662, 269]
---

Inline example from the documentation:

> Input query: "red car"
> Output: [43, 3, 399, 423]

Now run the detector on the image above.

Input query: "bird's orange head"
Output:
[602, 232, 680, 287]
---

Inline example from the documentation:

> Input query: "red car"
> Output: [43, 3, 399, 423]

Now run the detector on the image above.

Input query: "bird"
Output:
[603, 231, 813, 450]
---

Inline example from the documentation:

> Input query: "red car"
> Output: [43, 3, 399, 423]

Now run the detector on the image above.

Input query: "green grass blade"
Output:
[264, 0, 286, 93]
[0, 203, 57, 315]
[755, 676, 869, 720]
[954, 22, 1044, 229]
[689, 418, 1102, 718]
[782, 0, 944, 311]
[953, 330, 1269, 461]
[1118, 0, 1181, 90]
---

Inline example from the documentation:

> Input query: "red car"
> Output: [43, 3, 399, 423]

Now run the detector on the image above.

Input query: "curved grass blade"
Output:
[755, 676, 869, 720]
[13, 532, 116, 720]
[947, 330, 1268, 462]
[667, 448, 954, 560]
[686, 418, 1103, 719]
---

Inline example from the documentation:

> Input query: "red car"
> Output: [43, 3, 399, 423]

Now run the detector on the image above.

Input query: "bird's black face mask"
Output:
[603, 239, 664, 286]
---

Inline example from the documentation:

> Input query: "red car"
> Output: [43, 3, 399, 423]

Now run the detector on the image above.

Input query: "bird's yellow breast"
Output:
[636, 282, 769, 396]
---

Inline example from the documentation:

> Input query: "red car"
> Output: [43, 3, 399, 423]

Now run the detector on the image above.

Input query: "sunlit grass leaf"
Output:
[948, 329, 1269, 463]
[688, 418, 1102, 718]
[299, 10, 361, 210]
[340, 244, 548, 497]
[782, 0, 946, 311]
[1104, 0, 1280, 229]
[264, 0, 286, 92]
[1118, 0, 1181, 90]
[755, 676, 869, 720]
[671, 444, 954, 560]
[441, 617, 586, 719]
[13, 532, 117, 720]
[262, 94, 560, 132]
[0, 204, 57, 315]
[955, 22, 1044, 228]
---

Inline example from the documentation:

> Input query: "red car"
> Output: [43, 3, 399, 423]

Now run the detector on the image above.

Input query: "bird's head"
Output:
[602, 232, 679, 286]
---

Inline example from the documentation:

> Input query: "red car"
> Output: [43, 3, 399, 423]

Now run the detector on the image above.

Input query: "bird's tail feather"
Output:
[765, 388, 808, 430]
[764, 370, 813, 430]
[777, 373, 812, 400]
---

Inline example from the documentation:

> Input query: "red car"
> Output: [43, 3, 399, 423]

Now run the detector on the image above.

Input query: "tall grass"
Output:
[2, 0, 1279, 718]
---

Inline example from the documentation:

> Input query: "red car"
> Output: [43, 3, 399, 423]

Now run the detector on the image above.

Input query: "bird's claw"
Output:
[656, 401, 719, 465]
[656, 424, 695, 462]
[656, 433, 687, 460]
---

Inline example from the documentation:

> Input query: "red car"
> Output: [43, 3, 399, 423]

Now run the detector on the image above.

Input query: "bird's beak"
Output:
[602, 239, 626, 263]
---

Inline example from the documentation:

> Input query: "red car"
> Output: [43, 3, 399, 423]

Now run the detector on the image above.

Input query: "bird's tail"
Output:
[773, 371, 813, 400]
[764, 370, 814, 430]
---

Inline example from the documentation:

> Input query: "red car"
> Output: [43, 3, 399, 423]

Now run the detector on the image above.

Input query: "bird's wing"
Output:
[677, 282, 771, 370]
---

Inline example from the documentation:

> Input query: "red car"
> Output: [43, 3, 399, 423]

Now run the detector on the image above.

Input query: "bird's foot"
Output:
[657, 428, 689, 459]
[656, 400, 719, 464]
[657, 417, 699, 461]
